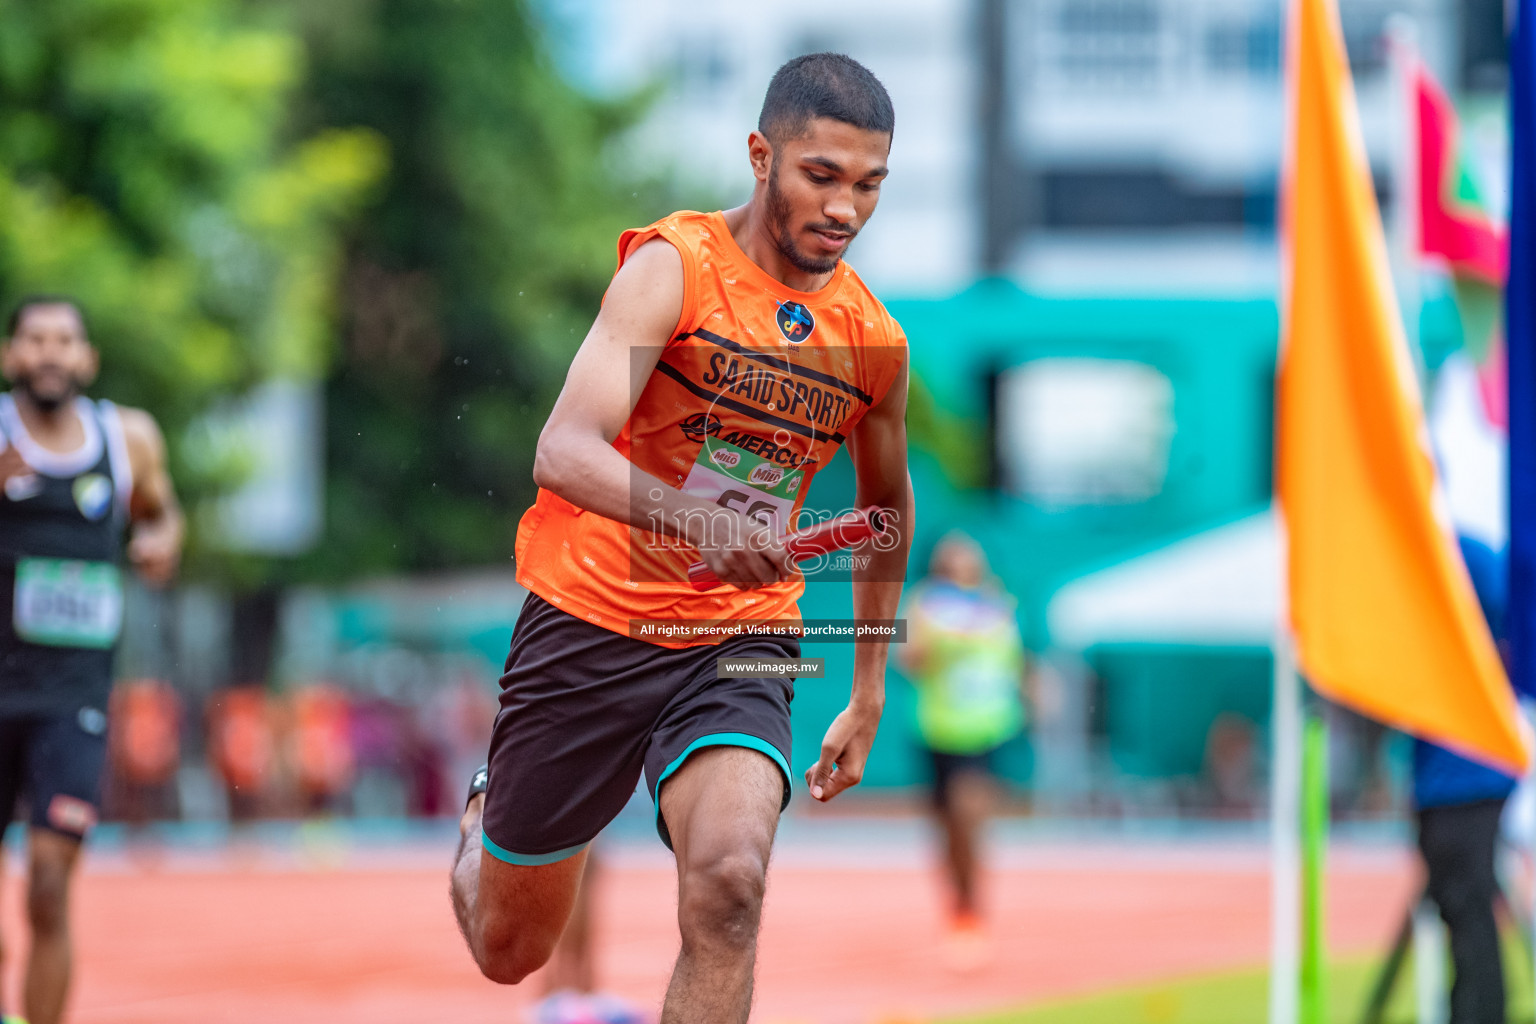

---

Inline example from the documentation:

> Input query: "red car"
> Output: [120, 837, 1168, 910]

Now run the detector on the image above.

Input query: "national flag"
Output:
[1278, 0, 1528, 771]
[1414, 60, 1510, 569]
[1415, 63, 1509, 284]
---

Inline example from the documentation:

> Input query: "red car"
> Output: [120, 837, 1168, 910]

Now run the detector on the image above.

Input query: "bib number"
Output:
[14, 558, 124, 649]
[944, 662, 1012, 709]
[680, 437, 806, 533]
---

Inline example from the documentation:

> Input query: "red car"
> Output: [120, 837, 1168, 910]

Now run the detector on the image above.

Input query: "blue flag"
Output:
[1509, 0, 1536, 698]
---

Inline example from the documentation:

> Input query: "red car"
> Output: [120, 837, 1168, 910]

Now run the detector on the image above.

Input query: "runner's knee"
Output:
[27, 860, 71, 937]
[474, 908, 559, 985]
[678, 851, 768, 951]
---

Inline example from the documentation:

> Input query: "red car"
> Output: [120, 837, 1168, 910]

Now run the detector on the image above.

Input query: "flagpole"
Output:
[1273, 4, 1303, 1015]
[1506, 0, 1536, 1011]
[1270, 628, 1302, 1024]
[1387, 15, 1422, 355]
[1412, 901, 1450, 1024]
[1299, 711, 1329, 1024]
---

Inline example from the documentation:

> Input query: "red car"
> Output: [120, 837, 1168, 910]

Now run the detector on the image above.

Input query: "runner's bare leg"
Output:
[542, 852, 599, 993]
[940, 771, 993, 917]
[24, 828, 83, 1024]
[450, 793, 587, 984]
[658, 746, 784, 1024]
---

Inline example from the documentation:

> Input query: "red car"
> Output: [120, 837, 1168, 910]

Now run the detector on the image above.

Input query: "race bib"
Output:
[13, 558, 124, 649]
[680, 436, 805, 534]
[943, 661, 1017, 710]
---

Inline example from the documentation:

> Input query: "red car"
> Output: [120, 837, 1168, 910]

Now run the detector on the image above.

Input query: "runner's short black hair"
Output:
[758, 53, 894, 145]
[6, 296, 87, 338]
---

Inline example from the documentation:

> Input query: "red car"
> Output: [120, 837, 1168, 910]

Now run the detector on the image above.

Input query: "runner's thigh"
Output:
[27, 708, 107, 838]
[644, 635, 797, 851]
[482, 593, 699, 863]
[474, 845, 589, 959]
[660, 746, 785, 872]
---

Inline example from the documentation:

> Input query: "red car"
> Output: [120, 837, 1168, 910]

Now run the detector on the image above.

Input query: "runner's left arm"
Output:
[805, 353, 912, 802]
[120, 407, 184, 585]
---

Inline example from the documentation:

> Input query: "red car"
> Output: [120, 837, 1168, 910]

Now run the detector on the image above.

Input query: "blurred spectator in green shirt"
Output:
[899, 531, 1028, 971]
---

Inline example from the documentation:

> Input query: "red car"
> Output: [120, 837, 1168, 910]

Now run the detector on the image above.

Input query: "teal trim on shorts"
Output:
[651, 731, 792, 834]
[480, 830, 588, 867]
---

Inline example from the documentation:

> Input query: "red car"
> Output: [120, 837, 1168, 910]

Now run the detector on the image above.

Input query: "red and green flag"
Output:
[1416, 60, 1511, 561]
[1416, 63, 1508, 286]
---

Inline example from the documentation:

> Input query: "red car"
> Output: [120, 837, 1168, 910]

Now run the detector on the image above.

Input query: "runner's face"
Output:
[764, 118, 890, 276]
[932, 539, 986, 589]
[2, 304, 96, 411]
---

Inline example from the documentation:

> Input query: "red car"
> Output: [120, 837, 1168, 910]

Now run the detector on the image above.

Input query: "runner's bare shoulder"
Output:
[601, 237, 685, 344]
[114, 406, 168, 467]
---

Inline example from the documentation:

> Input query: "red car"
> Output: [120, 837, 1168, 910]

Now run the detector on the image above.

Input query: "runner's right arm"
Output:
[533, 238, 790, 589]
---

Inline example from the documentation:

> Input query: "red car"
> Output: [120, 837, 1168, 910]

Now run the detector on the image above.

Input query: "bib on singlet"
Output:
[13, 557, 124, 648]
[514, 210, 907, 646]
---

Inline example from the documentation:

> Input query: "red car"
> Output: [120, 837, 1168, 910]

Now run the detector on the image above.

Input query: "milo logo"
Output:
[680, 432, 808, 536]
[748, 465, 784, 487]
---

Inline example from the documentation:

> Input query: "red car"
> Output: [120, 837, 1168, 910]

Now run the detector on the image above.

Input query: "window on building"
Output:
[1048, 0, 1164, 91]
[994, 358, 1176, 507]
[1205, 14, 1282, 79]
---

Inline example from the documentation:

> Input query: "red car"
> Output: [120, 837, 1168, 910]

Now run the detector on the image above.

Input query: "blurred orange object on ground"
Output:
[207, 687, 276, 819]
[290, 684, 355, 812]
[111, 680, 181, 788]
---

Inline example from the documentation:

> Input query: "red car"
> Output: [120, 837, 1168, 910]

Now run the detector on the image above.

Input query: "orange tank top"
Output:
[514, 210, 907, 646]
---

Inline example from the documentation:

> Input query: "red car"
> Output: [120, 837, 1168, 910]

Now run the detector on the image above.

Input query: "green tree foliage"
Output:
[0, 0, 385, 539]
[287, 0, 655, 577]
[906, 374, 988, 491]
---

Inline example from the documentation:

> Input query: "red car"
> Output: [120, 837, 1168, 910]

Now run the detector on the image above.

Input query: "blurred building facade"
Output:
[539, 0, 1469, 295]
[999, 0, 1458, 292]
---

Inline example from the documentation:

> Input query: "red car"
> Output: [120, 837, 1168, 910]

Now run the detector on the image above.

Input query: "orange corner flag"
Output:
[1278, 0, 1529, 771]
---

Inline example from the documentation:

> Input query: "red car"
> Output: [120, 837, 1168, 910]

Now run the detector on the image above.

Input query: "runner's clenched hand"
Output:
[805, 700, 882, 802]
[128, 520, 180, 586]
[693, 512, 792, 589]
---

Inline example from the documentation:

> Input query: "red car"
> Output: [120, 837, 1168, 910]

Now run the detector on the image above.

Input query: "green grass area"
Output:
[940, 936, 1536, 1024]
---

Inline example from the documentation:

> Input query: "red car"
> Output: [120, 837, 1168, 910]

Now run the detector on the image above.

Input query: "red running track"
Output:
[0, 841, 1416, 1024]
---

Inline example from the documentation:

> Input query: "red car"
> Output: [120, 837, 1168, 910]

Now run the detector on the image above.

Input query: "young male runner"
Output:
[900, 533, 1028, 971]
[450, 53, 912, 1022]
[0, 298, 183, 1024]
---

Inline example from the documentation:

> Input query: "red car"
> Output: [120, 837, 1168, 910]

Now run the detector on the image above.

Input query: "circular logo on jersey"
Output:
[73, 474, 113, 521]
[776, 301, 814, 344]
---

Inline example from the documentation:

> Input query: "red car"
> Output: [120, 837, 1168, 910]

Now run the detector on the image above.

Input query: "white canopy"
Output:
[1046, 509, 1280, 650]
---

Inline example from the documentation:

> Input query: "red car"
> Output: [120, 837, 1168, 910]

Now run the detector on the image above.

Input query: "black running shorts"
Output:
[480, 592, 798, 865]
[0, 706, 109, 841]
[926, 746, 1002, 813]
